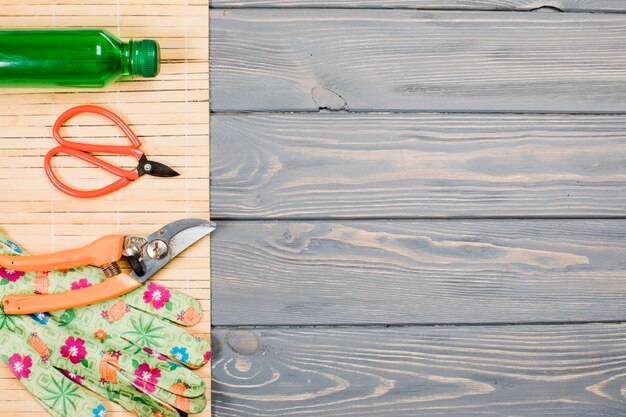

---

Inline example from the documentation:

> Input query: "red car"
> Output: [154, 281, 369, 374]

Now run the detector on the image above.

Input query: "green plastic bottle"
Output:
[0, 29, 160, 88]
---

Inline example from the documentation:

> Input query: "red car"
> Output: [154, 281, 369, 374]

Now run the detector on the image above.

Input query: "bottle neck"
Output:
[120, 41, 132, 76]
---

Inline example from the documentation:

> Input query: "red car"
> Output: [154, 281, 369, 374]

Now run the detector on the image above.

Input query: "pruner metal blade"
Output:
[130, 218, 215, 283]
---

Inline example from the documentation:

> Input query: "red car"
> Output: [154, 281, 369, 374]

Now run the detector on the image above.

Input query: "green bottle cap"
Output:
[130, 39, 160, 78]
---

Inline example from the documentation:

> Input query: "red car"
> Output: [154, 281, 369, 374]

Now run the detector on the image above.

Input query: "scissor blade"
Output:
[131, 219, 216, 283]
[141, 159, 180, 177]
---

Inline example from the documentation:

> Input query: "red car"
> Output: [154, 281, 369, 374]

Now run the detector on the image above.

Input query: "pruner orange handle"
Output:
[0, 235, 124, 272]
[0, 235, 130, 314]
[2, 273, 141, 314]
[3, 273, 141, 314]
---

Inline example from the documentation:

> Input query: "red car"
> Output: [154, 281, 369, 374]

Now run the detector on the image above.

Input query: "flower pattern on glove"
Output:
[70, 277, 92, 290]
[93, 329, 107, 343]
[143, 282, 171, 310]
[0, 267, 24, 284]
[170, 346, 189, 363]
[9, 354, 32, 380]
[32, 312, 50, 325]
[133, 362, 161, 393]
[92, 404, 107, 417]
[4, 239, 22, 254]
[60, 336, 88, 365]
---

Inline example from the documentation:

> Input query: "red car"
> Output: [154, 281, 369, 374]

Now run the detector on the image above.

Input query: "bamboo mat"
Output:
[0, 1, 210, 416]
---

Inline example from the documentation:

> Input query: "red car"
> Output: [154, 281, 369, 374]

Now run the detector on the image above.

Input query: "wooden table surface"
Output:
[209, 1, 626, 416]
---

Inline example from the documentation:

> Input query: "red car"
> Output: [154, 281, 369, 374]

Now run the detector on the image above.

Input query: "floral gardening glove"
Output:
[0, 229, 211, 417]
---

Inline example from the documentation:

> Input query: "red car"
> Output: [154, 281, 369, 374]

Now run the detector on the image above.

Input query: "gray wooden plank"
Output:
[212, 324, 626, 416]
[210, 9, 626, 112]
[210, 0, 626, 12]
[211, 113, 626, 218]
[212, 219, 626, 325]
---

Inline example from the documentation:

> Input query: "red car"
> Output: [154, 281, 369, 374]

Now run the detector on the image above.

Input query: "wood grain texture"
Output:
[0, 1, 211, 416]
[211, 113, 626, 218]
[212, 324, 626, 416]
[211, 9, 626, 112]
[210, 0, 626, 12]
[212, 219, 626, 325]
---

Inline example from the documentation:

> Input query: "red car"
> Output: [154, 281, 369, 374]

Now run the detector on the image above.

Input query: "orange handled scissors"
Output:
[45, 105, 180, 198]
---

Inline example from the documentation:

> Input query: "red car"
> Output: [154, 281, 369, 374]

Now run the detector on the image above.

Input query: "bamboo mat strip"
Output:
[0, 1, 210, 416]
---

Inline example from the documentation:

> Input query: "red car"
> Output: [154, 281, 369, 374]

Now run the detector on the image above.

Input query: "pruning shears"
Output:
[0, 218, 215, 314]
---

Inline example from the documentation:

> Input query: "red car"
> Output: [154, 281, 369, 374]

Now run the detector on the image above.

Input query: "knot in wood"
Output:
[226, 331, 260, 355]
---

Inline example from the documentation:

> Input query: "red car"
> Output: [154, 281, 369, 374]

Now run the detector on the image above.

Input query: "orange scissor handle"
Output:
[46, 105, 145, 198]
[0, 235, 124, 272]
[44, 147, 140, 198]
[3, 273, 142, 314]
[53, 105, 144, 155]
